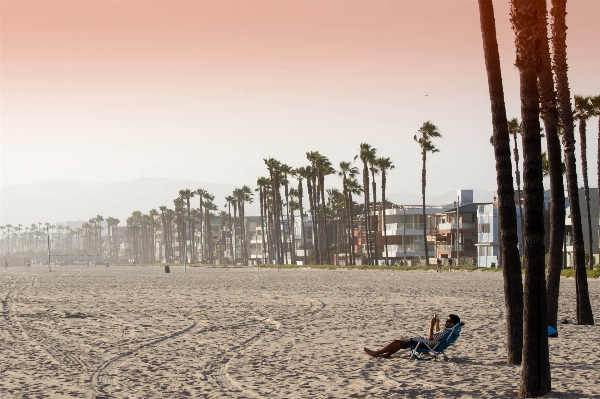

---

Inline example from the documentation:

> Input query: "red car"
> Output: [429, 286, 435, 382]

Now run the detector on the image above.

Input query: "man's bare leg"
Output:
[364, 340, 404, 357]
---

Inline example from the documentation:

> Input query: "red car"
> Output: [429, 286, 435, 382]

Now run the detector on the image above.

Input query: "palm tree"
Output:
[281, 164, 294, 264]
[295, 167, 310, 265]
[203, 198, 217, 261]
[414, 122, 441, 266]
[346, 178, 364, 265]
[368, 158, 380, 265]
[508, 118, 525, 251]
[355, 143, 376, 265]
[574, 95, 595, 270]
[179, 189, 193, 263]
[376, 157, 395, 266]
[534, 0, 566, 332]
[510, 0, 551, 394]
[235, 186, 253, 264]
[550, 0, 594, 326]
[338, 161, 360, 266]
[288, 189, 300, 263]
[256, 177, 270, 264]
[159, 206, 169, 262]
[264, 158, 285, 263]
[477, 0, 524, 365]
[196, 189, 207, 262]
[594, 94, 600, 211]
[224, 195, 235, 261]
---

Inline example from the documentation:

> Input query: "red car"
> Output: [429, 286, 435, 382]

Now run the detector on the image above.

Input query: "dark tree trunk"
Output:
[578, 119, 594, 270]
[363, 164, 371, 265]
[536, 0, 565, 330]
[478, 0, 524, 365]
[511, 0, 551, 396]
[518, 64, 551, 399]
[371, 176, 378, 265]
[298, 180, 308, 266]
[382, 172, 389, 265]
[260, 188, 267, 263]
[319, 175, 330, 264]
[512, 132, 525, 254]
[307, 178, 319, 264]
[550, 0, 594, 325]
[349, 193, 355, 265]
[421, 151, 429, 266]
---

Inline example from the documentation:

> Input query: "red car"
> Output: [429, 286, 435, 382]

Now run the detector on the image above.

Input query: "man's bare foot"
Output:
[364, 347, 380, 357]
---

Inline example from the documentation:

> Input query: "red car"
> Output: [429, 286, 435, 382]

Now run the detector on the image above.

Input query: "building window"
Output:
[479, 223, 490, 233]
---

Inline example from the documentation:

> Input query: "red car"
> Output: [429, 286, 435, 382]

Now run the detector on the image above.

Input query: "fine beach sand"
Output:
[1, 266, 599, 398]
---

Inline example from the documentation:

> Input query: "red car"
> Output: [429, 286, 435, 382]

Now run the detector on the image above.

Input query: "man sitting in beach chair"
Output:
[364, 314, 461, 359]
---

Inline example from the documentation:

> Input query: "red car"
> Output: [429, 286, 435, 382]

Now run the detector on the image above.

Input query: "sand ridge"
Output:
[1, 266, 598, 398]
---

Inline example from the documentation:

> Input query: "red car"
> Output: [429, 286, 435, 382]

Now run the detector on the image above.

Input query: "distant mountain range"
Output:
[0, 177, 494, 226]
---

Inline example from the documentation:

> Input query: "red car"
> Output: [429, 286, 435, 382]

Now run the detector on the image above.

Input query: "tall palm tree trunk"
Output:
[382, 172, 389, 266]
[536, 0, 565, 330]
[518, 66, 552, 399]
[371, 177, 378, 265]
[421, 151, 429, 266]
[320, 178, 330, 264]
[307, 178, 319, 264]
[349, 193, 355, 265]
[259, 188, 267, 263]
[511, 0, 551, 395]
[550, 0, 594, 325]
[578, 119, 594, 270]
[362, 167, 371, 265]
[298, 180, 308, 266]
[478, 0, 523, 365]
[512, 133, 525, 253]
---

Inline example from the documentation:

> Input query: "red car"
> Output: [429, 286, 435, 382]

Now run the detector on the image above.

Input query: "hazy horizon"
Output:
[2, 0, 600, 224]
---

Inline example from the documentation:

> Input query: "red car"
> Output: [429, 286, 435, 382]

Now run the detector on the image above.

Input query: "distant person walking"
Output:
[436, 258, 442, 273]
[448, 258, 453, 272]
[4, 260, 8, 269]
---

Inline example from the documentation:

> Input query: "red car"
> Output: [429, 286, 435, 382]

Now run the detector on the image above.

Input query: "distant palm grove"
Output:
[2, 1, 600, 396]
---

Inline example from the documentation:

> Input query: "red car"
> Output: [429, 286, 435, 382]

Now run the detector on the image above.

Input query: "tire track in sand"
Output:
[91, 320, 200, 398]
[210, 297, 326, 398]
[3, 274, 92, 371]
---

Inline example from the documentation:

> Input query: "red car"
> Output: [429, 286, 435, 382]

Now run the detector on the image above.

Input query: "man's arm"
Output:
[427, 316, 440, 340]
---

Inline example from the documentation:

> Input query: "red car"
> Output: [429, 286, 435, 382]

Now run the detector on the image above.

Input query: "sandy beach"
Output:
[1, 266, 598, 398]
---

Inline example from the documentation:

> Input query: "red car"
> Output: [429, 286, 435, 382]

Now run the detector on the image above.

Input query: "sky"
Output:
[1, 0, 600, 204]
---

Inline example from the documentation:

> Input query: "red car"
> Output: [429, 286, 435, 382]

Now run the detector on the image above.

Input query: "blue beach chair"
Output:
[408, 322, 465, 361]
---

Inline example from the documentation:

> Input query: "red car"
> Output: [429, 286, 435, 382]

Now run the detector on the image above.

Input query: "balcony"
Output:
[437, 244, 465, 252]
[437, 221, 476, 231]
[384, 244, 426, 253]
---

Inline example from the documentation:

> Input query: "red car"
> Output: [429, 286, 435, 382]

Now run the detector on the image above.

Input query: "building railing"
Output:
[385, 223, 424, 231]
[436, 244, 465, 252]
[384, 244, 426, 253]
[438, 221, 476, 230]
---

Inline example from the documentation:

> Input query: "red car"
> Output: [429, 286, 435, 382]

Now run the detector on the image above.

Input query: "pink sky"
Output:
[1, 1, 599, 200]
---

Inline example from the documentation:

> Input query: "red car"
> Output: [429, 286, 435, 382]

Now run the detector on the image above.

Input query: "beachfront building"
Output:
[475, 203, 499, 268]
[435, 202, 481, 265]
[247, 214, 314, 265]
[564, 188, 599, 268]
[379, 205, 443, 265]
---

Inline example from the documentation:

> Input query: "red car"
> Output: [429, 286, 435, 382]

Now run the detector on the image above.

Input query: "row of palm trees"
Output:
[479, 0, 595, 396]
[0, 219, 108, 258]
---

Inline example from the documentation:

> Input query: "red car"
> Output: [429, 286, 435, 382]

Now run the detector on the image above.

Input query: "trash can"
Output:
[164, 265, 170, 273]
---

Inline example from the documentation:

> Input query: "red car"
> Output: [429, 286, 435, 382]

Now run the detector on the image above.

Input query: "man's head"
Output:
[445, 314, 460, 327]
